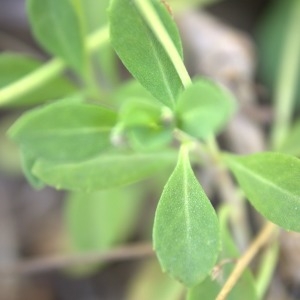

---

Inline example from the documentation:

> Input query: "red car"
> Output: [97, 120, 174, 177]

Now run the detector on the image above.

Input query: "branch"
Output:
[0, 26, 109, 107]
[216, 222, 278, 300]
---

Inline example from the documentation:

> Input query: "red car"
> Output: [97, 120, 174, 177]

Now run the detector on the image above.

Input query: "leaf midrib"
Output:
[182, 156, 192, 254]
[145, 20, 176, 107]
[230, 159, 299, 202]
[18, 126, 112, 138]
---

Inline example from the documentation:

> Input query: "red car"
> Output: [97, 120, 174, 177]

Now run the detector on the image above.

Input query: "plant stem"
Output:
[214, 169, 251, 251]
[134, 0, 192, 88]
[255, 240, 279, 299]
[0, 26, 109, 107]
[270, 0, 300, 150]
[206, 137, 251, 250]
[216, 222, 278, 300]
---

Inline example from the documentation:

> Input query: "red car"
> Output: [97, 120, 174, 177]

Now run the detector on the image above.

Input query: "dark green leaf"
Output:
[32, 150, 177, 191]
[27, 0, 86, 73]
[0, 53, 76, 107]
[9, 102, 117, 162]
[109, 0, 184, 108]
[153, 146, 220, 287]
[176, 78, 236, 140]
[225, 153, 300, 232]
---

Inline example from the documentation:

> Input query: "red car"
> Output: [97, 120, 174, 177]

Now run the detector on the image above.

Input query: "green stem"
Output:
[270, 0, 300, 150]
[134, 0, 192, 88]
[0, 26, 109, 107]
[255, 240, 279, 299]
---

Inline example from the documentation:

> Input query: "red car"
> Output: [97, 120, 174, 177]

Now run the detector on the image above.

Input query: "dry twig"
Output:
[0, 243, 153, 276]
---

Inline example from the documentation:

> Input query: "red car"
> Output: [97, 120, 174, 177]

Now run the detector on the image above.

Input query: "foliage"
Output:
[0, 0, 299, 298]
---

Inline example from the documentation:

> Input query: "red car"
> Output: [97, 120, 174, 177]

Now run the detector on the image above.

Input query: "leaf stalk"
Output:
[0, 26, 109, 107]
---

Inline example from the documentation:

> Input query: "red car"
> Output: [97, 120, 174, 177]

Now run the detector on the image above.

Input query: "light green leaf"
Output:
[188, 206, 257, 300]
[119, 98, 174, 151]
[32, 150, 177, 191]
[257, 0, 300, 109]
[65, 185, 143, 275]
[127, 127, 173, 152]
[66, 186, 143, 251]
[9, 102, 117, 162]
[0, 53, 76, 107]
[126, 259, 184, 300]
[176, 78, 236, 140]
[78, 0, 118, 87]
[279, 120, 300, 156]
[27, 0, 86, 74]
[0, 114, 21, 175]
[20, 149, 45, 189]
[120, 98, 164, 128]
[109, 0, 184, 108]
[153, 146, 220, 287]
[113, 79, 160, 107]
[78, 0, 110, 33]
[225, 152, 300, 232]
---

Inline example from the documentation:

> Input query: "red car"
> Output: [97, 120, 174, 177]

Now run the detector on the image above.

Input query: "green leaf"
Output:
[27, 0, 86, 74]
[20, 149, 45, 189]
[66, 186, 143, 251]
[32, 150, 177, 191]
[127, 127, 173, 152]
[79, 0, 110, 33]
[113, 79, 160, 107]
[257, 0, 300, 109]
[109, 0, 184, 108]
[77, 0, 118, 87]
[153, 146, 220, 287]
[120, 98, 164, 127]
[188, 206, 258, 300]
[126, 259, 184, 300]
[0, 53, 76, 107]
[119, 98, 174, 151]
[279, 120, 300, 156]
[225, 152, 300, 232]
[65, 185, 143, 275]
[176, 78, 236, 140]
[0, 114, 21, 175]
[9, 102, 117, 162]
